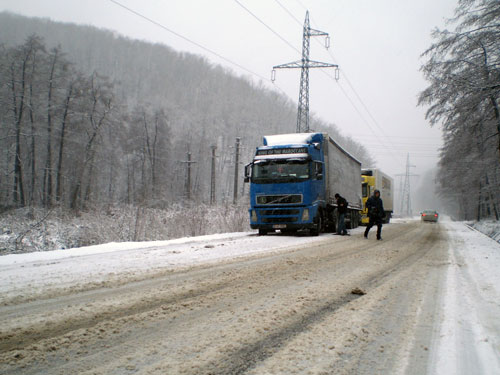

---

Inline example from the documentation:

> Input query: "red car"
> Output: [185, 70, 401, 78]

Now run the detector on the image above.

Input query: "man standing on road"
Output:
[335, 193, 349, 236]
[364, 189, 385, 240]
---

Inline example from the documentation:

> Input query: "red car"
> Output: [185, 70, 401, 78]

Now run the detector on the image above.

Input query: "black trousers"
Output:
[364, 216, 382, 239]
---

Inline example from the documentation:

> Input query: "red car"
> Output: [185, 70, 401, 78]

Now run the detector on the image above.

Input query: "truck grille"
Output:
[262, 217, 298, 223]
[256, 194, 302, 205]
[261, 209, 300, 216]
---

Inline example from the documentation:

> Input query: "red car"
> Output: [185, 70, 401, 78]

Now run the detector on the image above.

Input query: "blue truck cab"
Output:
[244, 133, 330, 235]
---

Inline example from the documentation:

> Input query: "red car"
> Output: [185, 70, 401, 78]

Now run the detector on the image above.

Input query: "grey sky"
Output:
[0, 0, 457, 181]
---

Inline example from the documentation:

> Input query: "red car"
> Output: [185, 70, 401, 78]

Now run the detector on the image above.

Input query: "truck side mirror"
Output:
[244, 163, 252, 183]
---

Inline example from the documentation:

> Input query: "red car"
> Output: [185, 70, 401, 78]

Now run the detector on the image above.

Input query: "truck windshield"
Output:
[252, 160, 310, 184]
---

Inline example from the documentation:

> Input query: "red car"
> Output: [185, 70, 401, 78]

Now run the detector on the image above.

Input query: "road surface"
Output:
[0, 220, 498, 374]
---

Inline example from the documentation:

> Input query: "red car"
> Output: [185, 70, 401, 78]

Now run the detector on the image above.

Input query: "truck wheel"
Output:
[346, 211, 353, 229]
[384, 212, 391, 224]
[352, 212, 358, 228]
[258, 229, 268, 236]
[310, 216, 322, 236]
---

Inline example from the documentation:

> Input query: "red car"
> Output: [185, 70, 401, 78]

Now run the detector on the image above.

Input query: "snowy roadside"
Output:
[470, 220, 500, 243]
[430, 221, 500, 374]
[0, 205, 250, 254]
[0, 228, 363, 304]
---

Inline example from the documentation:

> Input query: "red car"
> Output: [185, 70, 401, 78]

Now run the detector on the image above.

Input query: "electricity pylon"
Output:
[398, 153, 417, 217]
[272, 11, 338, 133]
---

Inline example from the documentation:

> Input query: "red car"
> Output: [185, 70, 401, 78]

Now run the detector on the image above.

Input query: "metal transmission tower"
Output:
[272, 11, 338, 133]
[399, 153, 417, 217]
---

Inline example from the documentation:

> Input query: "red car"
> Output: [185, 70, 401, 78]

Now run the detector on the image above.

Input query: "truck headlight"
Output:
[251, 210, 258, 222]
[301, 208, 309, 221]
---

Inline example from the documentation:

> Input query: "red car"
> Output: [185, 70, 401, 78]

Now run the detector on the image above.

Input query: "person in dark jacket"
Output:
[335, 193, 349, 235]
[364, 189, 385, 240]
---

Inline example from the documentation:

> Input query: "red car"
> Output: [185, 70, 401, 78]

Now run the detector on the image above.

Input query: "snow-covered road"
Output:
[0, 230, 347, 304]
[430, 222, 500, 375]
[0, 219, 499, 374]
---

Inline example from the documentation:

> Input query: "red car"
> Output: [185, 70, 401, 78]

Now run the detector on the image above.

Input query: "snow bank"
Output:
[470, 220, 500, 243]
[431, 222, 500, 374]
[0, 229, 362, 303]
[0, 204, 249, 254]
[0, 232, 252, 266]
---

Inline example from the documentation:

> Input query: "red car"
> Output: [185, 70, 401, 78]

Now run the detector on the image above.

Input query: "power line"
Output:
[237, 0, 387, 149]
[303, 14, 406, 156]
[234, 0, 299, 53]
[108, 0, 287, 96]
[270, 1, 402, 160]
[236, 0, 397, 157]
[240, 2, 385, 144]
[293, 0, 308, 12]
[274, 0, 303, 26]
[268, 0, 402, 157]
[350, 134, 441, 140]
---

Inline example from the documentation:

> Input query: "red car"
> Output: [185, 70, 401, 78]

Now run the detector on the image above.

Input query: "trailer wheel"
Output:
[310, 215, 322, 236]
[324, 205, 336, 232]
[346, 211, 353, 229]
[351, 211, 358, 228]
[383, 212, 391, 224]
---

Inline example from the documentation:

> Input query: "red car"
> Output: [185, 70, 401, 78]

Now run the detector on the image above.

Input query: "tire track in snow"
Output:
[201, 227, 439, 374]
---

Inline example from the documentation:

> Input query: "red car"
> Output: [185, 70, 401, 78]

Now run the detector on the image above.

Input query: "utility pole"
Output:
[398, 153, 417, 217]
[210, 145, 217, 205]
[233, 137, 240, 205]
[180, 151, 197, 201]
[395, 174, 404, 215]
[272, 11, 338, 133]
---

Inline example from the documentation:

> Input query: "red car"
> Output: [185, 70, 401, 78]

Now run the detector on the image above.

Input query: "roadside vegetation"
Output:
[419, 0, 500, 221]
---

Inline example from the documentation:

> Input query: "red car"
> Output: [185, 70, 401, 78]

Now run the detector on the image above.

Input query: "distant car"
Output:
[421, 210, 439, 222]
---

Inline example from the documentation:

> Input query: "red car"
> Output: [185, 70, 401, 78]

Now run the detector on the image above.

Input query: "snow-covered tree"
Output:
[419, 0, 500, 220]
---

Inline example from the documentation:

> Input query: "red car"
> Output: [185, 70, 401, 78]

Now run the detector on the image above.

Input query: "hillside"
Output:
[0, 12, 373, 210]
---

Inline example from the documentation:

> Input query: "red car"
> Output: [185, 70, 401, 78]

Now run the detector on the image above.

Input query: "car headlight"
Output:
[251, 210, 258, 222]
[301, 208, 309, 221]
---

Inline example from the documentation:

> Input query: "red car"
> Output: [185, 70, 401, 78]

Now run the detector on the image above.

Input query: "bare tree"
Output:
[70, 72, 114, 210]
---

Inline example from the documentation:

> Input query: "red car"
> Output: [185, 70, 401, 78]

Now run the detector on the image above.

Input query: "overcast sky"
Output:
[0, 0, 458, 183]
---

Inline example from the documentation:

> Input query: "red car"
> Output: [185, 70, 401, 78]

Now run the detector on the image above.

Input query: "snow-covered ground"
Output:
[471, 220, 500, 243]
[0, 230, 361, 303]
[1, 220, 499, 372]
[430, 221, 500, 374]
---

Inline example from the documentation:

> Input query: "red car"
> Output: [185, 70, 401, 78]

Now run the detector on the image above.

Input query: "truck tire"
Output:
[352, 211, 359, 228]
[258, 229, 268, 236]
[384, 212, 391, 224]
[324, 205, 336, 233]
[346, 211, 356, 229]
[310, 215, 322, 236]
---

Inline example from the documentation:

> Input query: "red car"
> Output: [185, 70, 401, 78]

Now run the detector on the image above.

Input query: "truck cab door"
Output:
[311, 161, 325, 204]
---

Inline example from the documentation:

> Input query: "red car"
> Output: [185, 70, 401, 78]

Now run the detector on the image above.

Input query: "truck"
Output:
[244, 133, 362, 235]
[360, 168, 394, 224]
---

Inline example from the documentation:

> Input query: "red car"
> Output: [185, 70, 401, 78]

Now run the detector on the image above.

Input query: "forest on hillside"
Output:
[0, 12, 373, 212]
[419, 0, 500, 221]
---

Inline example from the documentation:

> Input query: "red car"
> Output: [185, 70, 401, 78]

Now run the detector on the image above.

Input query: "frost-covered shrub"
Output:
[0, 204, 250, 254]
